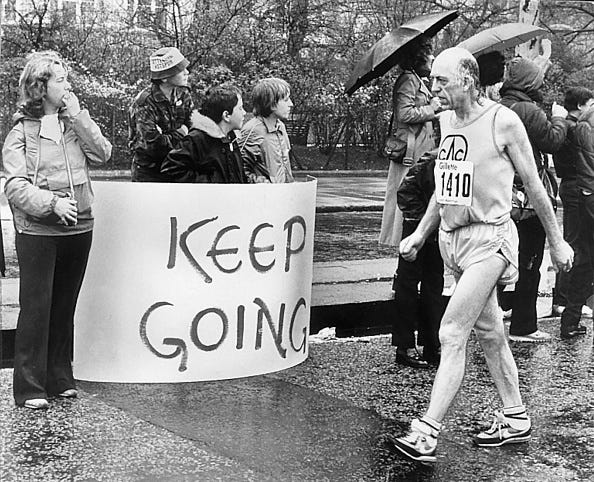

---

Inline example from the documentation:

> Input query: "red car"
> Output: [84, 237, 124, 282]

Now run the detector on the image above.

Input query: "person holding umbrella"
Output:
[390, 47, 573, 463]
[379, 35, 442, 250]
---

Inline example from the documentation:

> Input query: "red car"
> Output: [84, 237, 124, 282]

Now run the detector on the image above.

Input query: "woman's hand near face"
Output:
[63, 92, 81, 117]
[53, 196, 78, 225]
[430, 96, 441, 112]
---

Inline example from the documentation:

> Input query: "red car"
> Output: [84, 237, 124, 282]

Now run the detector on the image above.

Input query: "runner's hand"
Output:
[550, 240, 574, 273]
[399, 232, 425, 262]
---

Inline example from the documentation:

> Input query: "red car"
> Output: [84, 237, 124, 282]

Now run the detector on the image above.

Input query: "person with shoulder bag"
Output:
[379, 35, 441, 251]
[498, 56, 568, 343]
[2, 51, 112, 409]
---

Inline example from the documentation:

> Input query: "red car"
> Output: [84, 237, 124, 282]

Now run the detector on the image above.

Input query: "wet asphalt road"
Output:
[2, 317, 593, 481]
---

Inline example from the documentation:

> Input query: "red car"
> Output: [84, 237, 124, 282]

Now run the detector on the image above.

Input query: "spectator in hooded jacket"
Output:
[498, 57, 568, 342]
[551, 87, 594, 319]
[161, 84, 247, 183]
[129, 47, 194, 182]
[239, 77, 295, 183]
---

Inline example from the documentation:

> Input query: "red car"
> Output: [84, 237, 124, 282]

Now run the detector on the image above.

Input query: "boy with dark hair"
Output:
[239, 77, 295, 183]
[552, 86, 594, 332]
[129, 47, 193, 182]
[161, 85, 247, 183]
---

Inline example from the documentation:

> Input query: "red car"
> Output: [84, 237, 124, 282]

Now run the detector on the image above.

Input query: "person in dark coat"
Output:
[551, 87, 594, 318]
[392, 155, 446, 368]
[161, 85, 247, 183]
[128, 47, 194, 182]
[560, 100, 594, 338]
[498, 57, 568, 342]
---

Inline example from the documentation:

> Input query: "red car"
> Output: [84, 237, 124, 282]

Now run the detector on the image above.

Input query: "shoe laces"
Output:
[487, 411, 509, 438]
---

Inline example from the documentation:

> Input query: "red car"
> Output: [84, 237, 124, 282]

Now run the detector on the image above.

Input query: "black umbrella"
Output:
[457, 23, 547, 56]
[345, 10, 458, 95]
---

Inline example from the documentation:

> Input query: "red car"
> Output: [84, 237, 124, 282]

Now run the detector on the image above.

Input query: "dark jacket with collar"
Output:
[552, 112, 579, 180]
[574, 107, 594, 192]
[128, 83, 193, 172]
[161, 112, 247, 183]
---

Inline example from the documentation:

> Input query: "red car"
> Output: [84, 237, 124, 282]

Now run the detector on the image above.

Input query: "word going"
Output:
[139, 297, 308, 372]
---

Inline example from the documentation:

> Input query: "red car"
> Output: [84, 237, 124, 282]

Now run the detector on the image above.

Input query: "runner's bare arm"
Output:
[400, 194, 440, 262]
[495, 109, 574, 272]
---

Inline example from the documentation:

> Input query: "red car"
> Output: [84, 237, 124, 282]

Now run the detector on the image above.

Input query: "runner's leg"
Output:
[474, 287, 523, 407]
[424, 255, 507, 422]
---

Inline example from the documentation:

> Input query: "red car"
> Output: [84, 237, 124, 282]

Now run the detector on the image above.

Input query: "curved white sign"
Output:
[74, 180, 316, 382]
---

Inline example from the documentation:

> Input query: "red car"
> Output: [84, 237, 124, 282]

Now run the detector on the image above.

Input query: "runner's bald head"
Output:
[432, 47, 481, 101]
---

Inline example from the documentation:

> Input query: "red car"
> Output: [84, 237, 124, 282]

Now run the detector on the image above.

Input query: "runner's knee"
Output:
[439, 323, 467, 349]
[474, 324, 505, 345]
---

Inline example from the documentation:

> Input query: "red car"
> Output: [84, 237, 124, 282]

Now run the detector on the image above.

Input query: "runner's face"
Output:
[430, 54, 465, 110]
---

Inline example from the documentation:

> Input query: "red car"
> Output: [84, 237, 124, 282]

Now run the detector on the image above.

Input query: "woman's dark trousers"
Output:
[509, 216, 546, 336]
[392, 220, 444, 352]
[13, 231, 92, 405]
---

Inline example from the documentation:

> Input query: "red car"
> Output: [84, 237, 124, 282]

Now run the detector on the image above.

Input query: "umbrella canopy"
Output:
[457, 23, 547, 57]
[345, 10, 458, 95]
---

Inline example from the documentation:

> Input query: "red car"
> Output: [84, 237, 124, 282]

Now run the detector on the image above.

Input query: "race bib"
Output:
[434, 160, 473, 206]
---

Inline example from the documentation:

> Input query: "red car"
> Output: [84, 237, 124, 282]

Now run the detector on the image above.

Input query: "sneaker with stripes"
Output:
[474, 409, 531, 447]
[391, 418, 440, 463]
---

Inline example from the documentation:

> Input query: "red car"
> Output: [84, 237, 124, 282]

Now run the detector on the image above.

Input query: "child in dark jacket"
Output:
[392, 155, 446, 367]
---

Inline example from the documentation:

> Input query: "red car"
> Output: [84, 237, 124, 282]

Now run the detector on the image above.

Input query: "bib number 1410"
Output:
[434, 161, 473, 206]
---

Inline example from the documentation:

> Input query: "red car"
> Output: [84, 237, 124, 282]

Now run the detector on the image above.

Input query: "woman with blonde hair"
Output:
[3, 51, 111, 409]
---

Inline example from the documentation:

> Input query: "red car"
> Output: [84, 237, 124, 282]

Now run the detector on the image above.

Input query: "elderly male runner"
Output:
[391, 47, 574, 463]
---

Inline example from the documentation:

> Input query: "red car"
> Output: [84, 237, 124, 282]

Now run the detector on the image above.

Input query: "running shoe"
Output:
[508, 330, 551, 343]
[474, 411, 531, 447]
[390, 418, 438, 463]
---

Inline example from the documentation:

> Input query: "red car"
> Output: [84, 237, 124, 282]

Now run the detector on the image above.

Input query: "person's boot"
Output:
[396, 347, 429, 369]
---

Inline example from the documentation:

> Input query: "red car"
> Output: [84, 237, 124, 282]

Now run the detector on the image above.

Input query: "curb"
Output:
[86, 170, 389, 179]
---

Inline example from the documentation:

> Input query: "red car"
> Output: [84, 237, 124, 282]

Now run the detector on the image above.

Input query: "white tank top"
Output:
[437, 100, 515, 231]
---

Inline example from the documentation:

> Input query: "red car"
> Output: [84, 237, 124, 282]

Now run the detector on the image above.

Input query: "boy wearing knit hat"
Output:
[128, 46, 194, 182]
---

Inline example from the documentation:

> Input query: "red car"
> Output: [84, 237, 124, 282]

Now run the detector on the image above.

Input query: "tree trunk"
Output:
[287, 0, 308, 57]
[516, 0, 541, 59]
